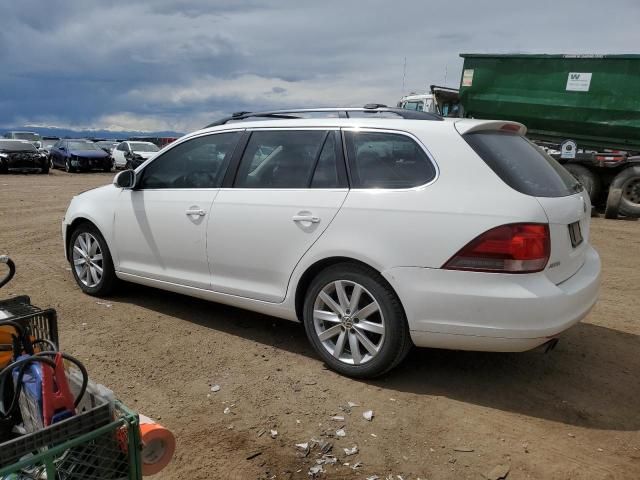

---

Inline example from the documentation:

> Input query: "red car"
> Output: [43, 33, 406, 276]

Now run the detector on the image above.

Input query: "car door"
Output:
[207, 129, 349, 302]
[113, 131, 242, 288]
[113, 142, 126, 168]
[52, 140, 65, 167]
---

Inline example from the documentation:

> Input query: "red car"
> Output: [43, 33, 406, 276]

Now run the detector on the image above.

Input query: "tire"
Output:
[69, 223, 117, 296]
[563, 163, 601, 203]
[49, 157, 55, 170]
[609, 166, 640, 218]
[40, 165, 49, 174]
[302, 263, 412, 378]
[0, 160, 7, 174]
[65, 159, 75, 173]
[604, 188, 622, 219]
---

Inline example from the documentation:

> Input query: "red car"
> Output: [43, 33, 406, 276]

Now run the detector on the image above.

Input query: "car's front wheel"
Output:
[69, 224, 117, 296]
[65, 159, 74, 173]
[303, 263, 412, 378]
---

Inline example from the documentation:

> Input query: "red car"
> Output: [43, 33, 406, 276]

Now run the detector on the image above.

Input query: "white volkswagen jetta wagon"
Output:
[62, 107, 601, 378]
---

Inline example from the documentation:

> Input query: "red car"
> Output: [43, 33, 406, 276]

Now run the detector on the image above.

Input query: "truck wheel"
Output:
[563, 164, 601, 203]
[604, 188, 622, 219]
[610, 166, 640, 218]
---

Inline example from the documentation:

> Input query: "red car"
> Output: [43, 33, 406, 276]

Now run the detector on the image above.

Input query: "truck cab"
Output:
[398, 86, 461, 117]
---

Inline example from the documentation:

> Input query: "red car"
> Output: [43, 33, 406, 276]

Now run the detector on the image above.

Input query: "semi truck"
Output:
[399, 54, 640, 218]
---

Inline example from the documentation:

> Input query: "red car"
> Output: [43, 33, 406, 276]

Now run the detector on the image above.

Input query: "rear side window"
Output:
[344, 131, 436, 188]
[464, 132, 581, 197]
[234, 130, 335, 188]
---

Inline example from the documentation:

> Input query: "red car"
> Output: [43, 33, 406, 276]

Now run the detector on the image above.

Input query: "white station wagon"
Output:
[62, 107, 601, 377]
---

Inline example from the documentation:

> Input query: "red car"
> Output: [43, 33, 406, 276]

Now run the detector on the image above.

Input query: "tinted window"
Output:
[234, 130, 327, 188]
[463, 132, 581, 197]
[139, 132, 240, 189]
[345, 131, 436, 188]
[311, 133, 339, 188]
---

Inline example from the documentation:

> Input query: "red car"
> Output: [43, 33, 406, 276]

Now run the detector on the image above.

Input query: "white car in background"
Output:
[112, 141, 159, 169]
[62, 107, 601, 378]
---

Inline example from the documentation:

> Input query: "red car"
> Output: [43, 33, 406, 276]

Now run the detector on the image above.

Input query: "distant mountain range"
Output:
[0, 126, 185, 140]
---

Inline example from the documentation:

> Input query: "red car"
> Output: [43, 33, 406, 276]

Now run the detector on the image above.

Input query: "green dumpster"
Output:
[458, 54, 640, 151]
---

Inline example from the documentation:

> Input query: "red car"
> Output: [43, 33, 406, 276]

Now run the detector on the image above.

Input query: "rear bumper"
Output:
[383, 245, 601, 352]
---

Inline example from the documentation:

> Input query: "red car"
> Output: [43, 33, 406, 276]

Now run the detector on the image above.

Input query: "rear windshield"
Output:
[463, 132, 581, 197]
[0, 141, 37, 152]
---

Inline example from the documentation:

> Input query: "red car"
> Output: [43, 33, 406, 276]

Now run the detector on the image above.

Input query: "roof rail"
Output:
[204, 105, 443, 128]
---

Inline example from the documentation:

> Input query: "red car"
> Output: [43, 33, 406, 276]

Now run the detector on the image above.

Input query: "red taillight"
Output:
[443, 223, 550, 273]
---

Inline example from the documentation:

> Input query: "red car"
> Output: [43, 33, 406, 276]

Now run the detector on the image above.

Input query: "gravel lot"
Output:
[1, 170, 639, 479]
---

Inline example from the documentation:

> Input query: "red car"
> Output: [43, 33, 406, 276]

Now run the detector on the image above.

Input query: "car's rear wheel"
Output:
[69, 224, 117, 296]
[303, 263, 412, 378]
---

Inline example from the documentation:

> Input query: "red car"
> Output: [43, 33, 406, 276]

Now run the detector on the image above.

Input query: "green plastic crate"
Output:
[0, 401, 141, 480]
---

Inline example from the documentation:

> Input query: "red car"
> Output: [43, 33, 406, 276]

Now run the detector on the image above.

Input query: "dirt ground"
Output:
[1, 170, 639, 479]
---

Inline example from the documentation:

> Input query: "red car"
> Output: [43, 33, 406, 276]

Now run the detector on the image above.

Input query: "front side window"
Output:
[344, 131, 436, 188]
[138, 132, 241, 189]
[234, 130, 333, 188]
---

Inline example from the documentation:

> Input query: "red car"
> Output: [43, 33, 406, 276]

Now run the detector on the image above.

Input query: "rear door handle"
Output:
[185, 208, 206, 217]
[292, 215, 320, 223]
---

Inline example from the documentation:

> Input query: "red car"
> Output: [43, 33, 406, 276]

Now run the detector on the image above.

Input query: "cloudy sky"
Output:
[1, 0, 638, 133]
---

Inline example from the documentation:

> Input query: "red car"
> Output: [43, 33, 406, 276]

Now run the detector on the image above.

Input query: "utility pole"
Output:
[402, 56, 407, 96]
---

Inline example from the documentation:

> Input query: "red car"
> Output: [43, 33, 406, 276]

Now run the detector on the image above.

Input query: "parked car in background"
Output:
[49, 139, 113, 173]
[95, 140, 119, 155]
[62, 107, 601, 378]
[0, 139, 48, 173]
[40, 136, 60, 155]
[112, 141, 159, 169]
[3, 131, 42, 149]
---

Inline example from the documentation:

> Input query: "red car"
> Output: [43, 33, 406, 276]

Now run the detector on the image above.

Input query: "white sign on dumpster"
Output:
[566, 72, 592, 92]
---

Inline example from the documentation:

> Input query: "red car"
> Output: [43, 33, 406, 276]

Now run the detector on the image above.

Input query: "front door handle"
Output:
[292, 214, 320, 223]
[185, 208, 206, 217]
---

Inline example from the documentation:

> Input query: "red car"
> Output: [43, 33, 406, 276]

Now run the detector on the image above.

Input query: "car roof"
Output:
[127, 140, 155, 145]
[183, 117, 527, 143]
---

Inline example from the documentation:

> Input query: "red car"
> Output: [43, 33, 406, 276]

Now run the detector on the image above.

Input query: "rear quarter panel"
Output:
[290, 123, 549, 279]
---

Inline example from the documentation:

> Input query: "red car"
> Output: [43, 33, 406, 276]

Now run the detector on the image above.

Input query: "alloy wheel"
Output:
[72, 232, 104, 288]
[313, 280, 385, 365]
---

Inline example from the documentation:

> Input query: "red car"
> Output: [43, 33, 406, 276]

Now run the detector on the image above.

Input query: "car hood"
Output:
[132, 150, 156, 158]
[69, 149, 108, 158]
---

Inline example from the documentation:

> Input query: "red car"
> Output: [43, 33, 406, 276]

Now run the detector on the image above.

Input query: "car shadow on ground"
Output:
[115, 283, 639, 432]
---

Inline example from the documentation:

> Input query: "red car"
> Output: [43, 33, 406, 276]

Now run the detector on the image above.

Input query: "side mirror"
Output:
[113, 169, 136, 189]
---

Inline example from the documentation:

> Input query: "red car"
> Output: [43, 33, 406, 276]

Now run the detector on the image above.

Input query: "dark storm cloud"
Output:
[0, 0, 638, 132]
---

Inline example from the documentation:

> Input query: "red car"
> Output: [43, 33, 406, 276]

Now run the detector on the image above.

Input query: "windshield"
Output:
[67, 141, 100, 151]
[13, 132, 41, 141]
[402, 101, 424, 111]
[0, 141, 37, 152]
[130, 142, 159, 152]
